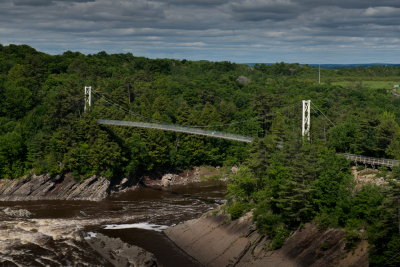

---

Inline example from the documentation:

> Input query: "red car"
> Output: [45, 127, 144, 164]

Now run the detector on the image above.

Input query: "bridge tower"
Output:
[84, 86, 92, 112]
[302, 100, 311, 140]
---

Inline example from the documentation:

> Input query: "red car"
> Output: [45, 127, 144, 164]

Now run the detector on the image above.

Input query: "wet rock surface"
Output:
[0, 218, 115, 266]
[86, 233, 159, 267]
[0, 183, 226, 266]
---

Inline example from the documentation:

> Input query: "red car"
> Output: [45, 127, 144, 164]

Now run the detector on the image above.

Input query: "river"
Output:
[0, 182, 226, 266]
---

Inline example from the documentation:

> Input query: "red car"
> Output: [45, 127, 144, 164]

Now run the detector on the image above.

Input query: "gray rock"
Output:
[0, 174, 116, 201]
[161, 174, 176, 187]
[85, 233, 159, 267]
[120, 178, 129, 185]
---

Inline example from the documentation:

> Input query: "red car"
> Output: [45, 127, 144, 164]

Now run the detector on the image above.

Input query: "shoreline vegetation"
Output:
[1, 44, 400, 265]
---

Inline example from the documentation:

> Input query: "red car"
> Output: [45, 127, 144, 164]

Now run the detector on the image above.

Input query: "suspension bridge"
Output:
[97, 119, 254, 143]
[84, 86, 400, 168]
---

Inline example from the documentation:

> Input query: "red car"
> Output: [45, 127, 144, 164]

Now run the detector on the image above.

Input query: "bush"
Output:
[254, 210, 282, 234]
[270, 224, 291, 250]
[228, 202, 248, 220]
[254, 208, 291, 249]
[315, 211, 339, 229]
[344, 229, 362, 249]
[391, 166, 400, 180]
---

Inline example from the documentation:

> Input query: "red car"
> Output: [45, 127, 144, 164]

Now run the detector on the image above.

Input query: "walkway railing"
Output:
[340, 153, 400, 168]
[97, 119, 254, 143]
[98, 120, 400, 166]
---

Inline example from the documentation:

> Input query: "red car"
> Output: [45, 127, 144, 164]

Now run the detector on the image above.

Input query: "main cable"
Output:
[92, 90, 156, 122]
[311, 103, 335, 127]
[91, 89, 264, 128]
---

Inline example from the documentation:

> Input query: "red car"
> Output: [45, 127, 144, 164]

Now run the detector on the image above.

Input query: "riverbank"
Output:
[142, 166, 233, 187]
[0, 166, 231, 202]
[0, 183, 226, 266]
[0, 174, 114, 201]
[165, 209, 369, 267]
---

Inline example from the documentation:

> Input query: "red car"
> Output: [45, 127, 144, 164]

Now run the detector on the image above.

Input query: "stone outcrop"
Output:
[86, 233, 159, 267]
[165, 210, 369, 267]
[144, 167, 203, 187]
[144, 166, 231, 187]
[352, 167, 388, 189]
[0, 174, 116, 201]
[160, 170, 201, 187]
[0, 165, 229, 201]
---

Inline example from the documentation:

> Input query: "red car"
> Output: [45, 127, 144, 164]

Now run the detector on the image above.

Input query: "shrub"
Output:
[344, 229, 362, 249]
[315, 211, 339, 229]
[228, 202, 248, 220]
[270, 224, 291, 250]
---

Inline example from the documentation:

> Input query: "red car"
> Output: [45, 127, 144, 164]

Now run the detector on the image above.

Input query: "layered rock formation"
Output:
[0, 174, 114, 201]
[86, 233, 159, 267]
[0, 166, 229, 202]
[165, 210, 368, 267]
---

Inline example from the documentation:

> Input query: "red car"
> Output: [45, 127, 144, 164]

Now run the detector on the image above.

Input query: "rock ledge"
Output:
[165, 210, 369, 267]
[0, 174, 118, 201]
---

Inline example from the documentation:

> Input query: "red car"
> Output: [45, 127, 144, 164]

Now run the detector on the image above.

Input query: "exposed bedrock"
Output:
[0, 174, 133, 201]
[165, 210, 368, 267]
[86, 233, 159, 267]
[0, 166, 229, 201]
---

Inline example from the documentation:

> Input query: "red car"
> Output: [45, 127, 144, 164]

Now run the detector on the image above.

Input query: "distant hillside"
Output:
[245, 63, 400, 69]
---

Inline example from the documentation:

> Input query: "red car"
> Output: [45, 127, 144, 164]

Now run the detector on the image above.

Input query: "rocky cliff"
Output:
[0, 174, 131, 201]
[165, 210, 369, 267]
[0, 166, 230, 202]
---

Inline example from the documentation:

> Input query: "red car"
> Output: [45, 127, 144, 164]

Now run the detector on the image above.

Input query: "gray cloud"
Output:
[227, 0, 300, 22]
[1, 0, 400, 63]
[158, 0, 228, 5]
[299, 0, 400, 9]
[12, 0, 54, 6]
[12, 0, 96, 6]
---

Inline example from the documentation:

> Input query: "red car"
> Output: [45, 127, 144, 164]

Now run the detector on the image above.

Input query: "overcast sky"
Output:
[1, 0, 400, 63]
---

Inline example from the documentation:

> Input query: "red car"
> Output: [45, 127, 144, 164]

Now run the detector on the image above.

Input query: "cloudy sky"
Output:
[1, 0, 400, 63]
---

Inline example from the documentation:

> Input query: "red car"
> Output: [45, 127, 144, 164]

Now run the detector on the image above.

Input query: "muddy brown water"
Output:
[0, 182, 226, 267]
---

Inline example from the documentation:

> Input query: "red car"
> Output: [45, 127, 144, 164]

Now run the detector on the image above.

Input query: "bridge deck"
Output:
[341, 153, 400, 168]
[98, 120, 399, 167]
[97, 119, 254, 143]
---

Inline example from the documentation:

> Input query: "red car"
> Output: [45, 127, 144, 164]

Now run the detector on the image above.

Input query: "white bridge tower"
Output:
[302, 100, 311, 140]
[84, 86, 92, 112]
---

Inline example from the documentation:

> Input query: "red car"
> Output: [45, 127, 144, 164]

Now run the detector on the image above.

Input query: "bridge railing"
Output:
[97, 119, 254, 143]
[340, 153, 400, 168]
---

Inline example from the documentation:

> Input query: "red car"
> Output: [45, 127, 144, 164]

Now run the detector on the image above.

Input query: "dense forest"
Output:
[0, 44, 399, 265]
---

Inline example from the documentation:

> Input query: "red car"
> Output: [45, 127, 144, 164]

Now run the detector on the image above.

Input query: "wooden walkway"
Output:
[340, 153, 400, 168]
[97, 119, 254, 143]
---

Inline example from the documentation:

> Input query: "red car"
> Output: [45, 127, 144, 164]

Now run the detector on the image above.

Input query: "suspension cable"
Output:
[310, 103, 335, 127]
[92, 90, 156, 122]
[91, 89, 263, 128]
